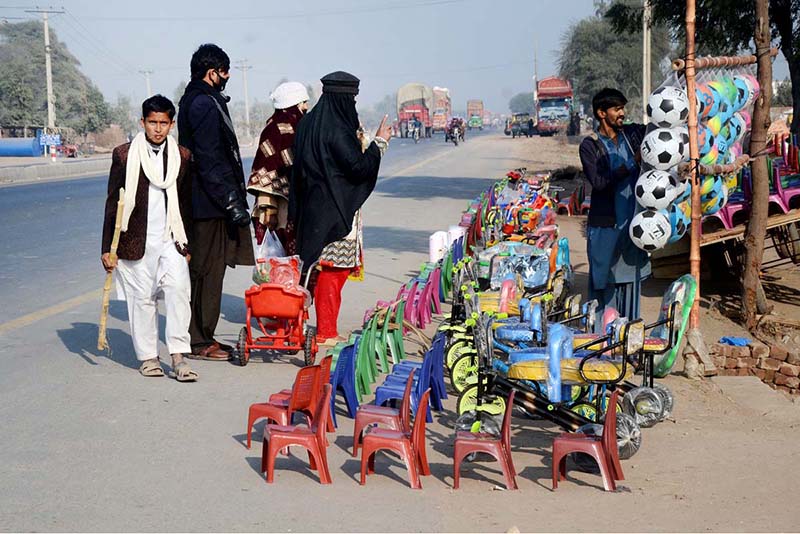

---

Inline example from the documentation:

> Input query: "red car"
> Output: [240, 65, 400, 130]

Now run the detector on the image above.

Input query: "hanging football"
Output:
[630, 209, 672, 252]
[635, 169, 679, 210]
[647, 86, 690, 128]
[641, 128, 686, 170]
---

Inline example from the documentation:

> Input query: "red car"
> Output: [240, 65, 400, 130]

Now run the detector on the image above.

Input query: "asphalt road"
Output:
[0, 129, 519, 532]
[0, 132, 466, 325]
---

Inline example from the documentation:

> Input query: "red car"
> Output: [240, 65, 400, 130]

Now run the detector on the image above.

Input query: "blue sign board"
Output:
[39, 134, 61, 146]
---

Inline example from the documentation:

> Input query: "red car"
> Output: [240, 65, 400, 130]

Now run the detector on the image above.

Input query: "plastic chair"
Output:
[352, 369, 415, 457]
[453, 390, 517, 490]
[261, 385, 334, 484]
[552, 389, 623, 491]
[391, 332, 447, 410]
[268, 355, 334, 432]
[329, 340, 360, 428]
[359, 389, 432, 489]
[375, 335, 443, 421]
[246, 364, 319, 449]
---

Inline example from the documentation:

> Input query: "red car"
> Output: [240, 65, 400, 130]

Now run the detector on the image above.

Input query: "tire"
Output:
[570, 402, 598, 421]
[304, 325, 317, 366]
[771, 223, 799, 260]
[449, 353, 479, 393]
[456, 383, 505, 416]
[651, 383, 674, 421]
[622, 387, 663, 428]
[237, 326, 249, 367]
[446, 339, 472, 369]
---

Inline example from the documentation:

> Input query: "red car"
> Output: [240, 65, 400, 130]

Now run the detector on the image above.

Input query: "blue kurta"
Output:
[587, 131, 650, 323]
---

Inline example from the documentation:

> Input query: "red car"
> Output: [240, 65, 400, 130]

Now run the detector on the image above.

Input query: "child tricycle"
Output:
[236, 256, 318, 367]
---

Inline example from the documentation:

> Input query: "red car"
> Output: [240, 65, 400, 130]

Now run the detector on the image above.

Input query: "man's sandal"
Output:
[139, 359, 164, 378]
[169, 361, 199, 382]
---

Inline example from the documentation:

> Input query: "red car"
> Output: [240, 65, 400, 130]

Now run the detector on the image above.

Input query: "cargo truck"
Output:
[431, 87, 452, 134]
[535, 76, 573, 136]
[397, 83, 433, 138]
[466, 99, 484, 130]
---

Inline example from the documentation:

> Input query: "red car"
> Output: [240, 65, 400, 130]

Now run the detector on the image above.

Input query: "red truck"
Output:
[431, 87, 451, 133]
[536, 76, 574, 136]
[397, 83, 433, 138]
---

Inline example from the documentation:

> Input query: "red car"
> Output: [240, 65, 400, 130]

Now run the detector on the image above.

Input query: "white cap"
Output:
[270, 82, 310, 109]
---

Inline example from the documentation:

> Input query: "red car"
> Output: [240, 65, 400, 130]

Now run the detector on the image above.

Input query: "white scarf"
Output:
[121, 132, 187, 249]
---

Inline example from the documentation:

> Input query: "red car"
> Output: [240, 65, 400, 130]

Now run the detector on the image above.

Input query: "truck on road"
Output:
[431, 87, 452, 134]
[536, 76, 574, 136]
[467, 99, 484, 130]
[397, 83, 433, 138]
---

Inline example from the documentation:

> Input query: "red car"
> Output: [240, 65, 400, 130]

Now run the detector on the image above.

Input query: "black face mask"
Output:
[214, 69, 229, 92]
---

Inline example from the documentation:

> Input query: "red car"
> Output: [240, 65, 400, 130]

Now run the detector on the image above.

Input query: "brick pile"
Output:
[711, 341, 800, 398]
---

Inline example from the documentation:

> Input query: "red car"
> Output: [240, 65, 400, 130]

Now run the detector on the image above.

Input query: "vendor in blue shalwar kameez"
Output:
[579, 88, 648, 325]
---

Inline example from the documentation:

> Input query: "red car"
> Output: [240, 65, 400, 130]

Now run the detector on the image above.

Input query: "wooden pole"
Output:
[741, 0, 774, 329]
[97, 188, 124, 351]
[671, 48, 778, 71]
[685, 0, 701, 329]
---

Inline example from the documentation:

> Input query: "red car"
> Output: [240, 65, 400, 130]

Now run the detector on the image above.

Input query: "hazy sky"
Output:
[4, 0, 791, 114]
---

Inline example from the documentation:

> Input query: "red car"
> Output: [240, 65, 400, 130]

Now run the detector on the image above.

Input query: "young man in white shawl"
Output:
[101, 95, 197, 381]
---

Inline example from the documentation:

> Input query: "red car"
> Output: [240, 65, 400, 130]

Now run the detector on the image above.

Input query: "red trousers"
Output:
[314, 266, 353, 339]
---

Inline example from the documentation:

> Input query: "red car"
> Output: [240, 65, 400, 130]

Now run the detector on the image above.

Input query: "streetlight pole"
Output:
[233, 60, 252, 138]
[139, 70, 153, 98]
[26, 8, 64, 132]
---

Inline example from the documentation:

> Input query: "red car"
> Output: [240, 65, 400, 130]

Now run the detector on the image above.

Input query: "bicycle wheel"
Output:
[456, 383, 505, 416]
[449, 353, 479, 393]
[446, 339, 473, 369]
[570, 402, 598, 421]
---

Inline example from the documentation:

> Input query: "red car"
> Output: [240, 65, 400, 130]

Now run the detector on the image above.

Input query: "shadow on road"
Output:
[375, 175, 496, 201]
[56, 321, 139, 370]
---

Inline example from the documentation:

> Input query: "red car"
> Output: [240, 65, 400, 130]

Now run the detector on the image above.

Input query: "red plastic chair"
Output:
[552, 389, 623, 492]
[269, 355, 335, 432]
[352, 369, 415, 457]
[453, 390, 517, 490]
[359, 389, 431, 489]
[246, 364, 319, 449]
[261, 384, 333, 484]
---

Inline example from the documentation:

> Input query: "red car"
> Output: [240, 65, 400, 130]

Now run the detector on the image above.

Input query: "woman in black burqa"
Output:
[289, 71, 391, 344]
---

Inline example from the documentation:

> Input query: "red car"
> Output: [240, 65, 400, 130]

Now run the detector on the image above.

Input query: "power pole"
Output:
[26, 8, 64, 132]
[642, 0, 652, 123]
[532, 39, 539, 121]
[233, 60, 253, 138]
[139, 70, 153, 98]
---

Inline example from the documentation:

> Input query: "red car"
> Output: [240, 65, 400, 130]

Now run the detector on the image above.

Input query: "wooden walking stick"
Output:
[97, 188, 124, 351]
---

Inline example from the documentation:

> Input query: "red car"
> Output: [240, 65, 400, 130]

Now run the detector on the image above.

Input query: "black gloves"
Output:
[225, 190, 250, 227]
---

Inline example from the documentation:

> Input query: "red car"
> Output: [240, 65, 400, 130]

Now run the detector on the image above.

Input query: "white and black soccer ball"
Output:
[630, 209, 672, 252]
[640, 128, 686, 171]
[635, 169, 679, 210]
[647, 86, 690, 128]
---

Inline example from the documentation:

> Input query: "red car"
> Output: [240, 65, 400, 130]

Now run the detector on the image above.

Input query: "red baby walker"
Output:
[236, 256, 319, 367]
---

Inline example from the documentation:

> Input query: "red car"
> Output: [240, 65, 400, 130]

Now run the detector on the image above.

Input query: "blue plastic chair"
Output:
[329, 337, 361, 428]
[374, 336, 442, 422]
[391, 332, 447, 410]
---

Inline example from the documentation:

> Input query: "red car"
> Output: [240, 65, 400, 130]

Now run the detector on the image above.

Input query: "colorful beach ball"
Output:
[698, 125, 715, 157]
[696, 83, 718, 118]
[708, 115, 723, 136]
[700, 145, 719, 166]
[667, 201, 691, 243]
[701, 182, 727, 215]
[700, 175, 723, 197]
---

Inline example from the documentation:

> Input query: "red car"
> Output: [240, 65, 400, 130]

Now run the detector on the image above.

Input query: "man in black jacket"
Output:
[579, 88, 649, 324]
[178, 43, 254, 361]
